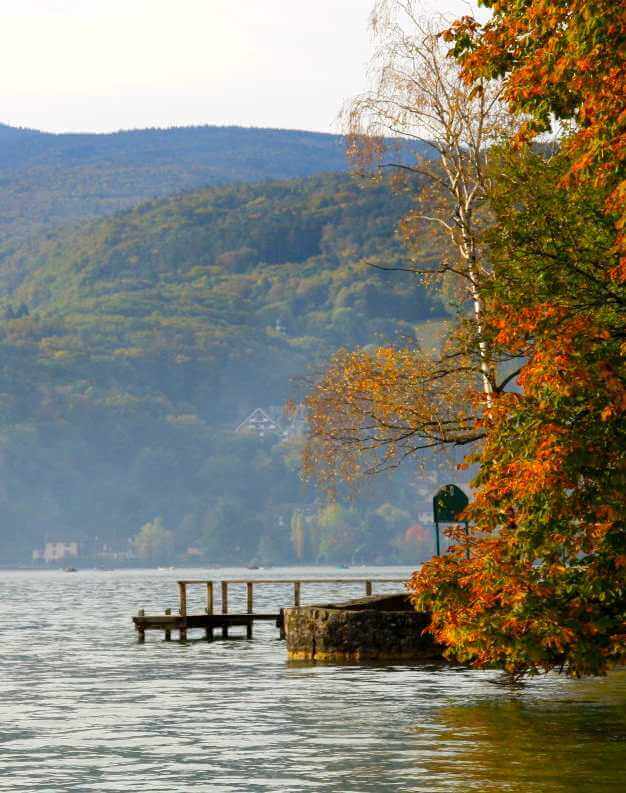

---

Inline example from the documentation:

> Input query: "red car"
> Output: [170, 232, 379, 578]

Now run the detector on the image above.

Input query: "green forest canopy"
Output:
[0, 122, 428, 255]
[0, 124, 345, 249]
[0, 172, 450, 564]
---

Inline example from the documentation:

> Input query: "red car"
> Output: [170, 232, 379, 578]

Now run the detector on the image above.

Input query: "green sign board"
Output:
[433, 484, 469, 523]
[432, 484, 469, 556]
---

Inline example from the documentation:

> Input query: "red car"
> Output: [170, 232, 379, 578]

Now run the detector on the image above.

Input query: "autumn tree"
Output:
[411, 145, 626, 678]
[132, 516, 174, 562]
[305, 0, 626, 677]
[346, 3, 514, 402]
[445, 0, 626, 277]
[401, 0, 626, 678]
[304, 345, 481, 484]
[306, 2, 512, 487]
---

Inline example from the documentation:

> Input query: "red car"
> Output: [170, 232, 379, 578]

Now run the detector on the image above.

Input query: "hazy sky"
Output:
[2, 0, 484, 134]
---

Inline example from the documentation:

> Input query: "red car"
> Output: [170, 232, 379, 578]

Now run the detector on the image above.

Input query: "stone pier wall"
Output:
[284, 592, 443, 662]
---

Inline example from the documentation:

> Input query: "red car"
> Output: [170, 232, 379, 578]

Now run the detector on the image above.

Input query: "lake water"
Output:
[1, 567, 624, 792]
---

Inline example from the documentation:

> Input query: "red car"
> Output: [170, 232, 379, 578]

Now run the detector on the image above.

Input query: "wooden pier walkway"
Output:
[133, 578, 407, 642]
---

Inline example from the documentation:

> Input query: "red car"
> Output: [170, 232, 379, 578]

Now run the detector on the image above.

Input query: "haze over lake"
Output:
[1, 0, 624, 789]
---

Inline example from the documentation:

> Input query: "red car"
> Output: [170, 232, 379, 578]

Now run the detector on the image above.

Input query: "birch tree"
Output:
[346, 2, 514, 403]
[304, 2, 513, 486]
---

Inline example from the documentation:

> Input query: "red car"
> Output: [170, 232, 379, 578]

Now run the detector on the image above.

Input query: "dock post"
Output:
[365, 580, 373, 596]
[293, 581, 301, 608]
[164, 608, 171, 641]
[246, 582, 254, 639]
[137, 609, 145, 643]
[178, 582, 188, 641]
[205, 582, 214, 641]
[278, 608, 286, 640]
[221, 581, 229, 638]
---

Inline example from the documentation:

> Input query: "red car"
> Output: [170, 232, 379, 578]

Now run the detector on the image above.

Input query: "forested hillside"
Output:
[0, 123, 365, 255]
[0, 173, 448, 564]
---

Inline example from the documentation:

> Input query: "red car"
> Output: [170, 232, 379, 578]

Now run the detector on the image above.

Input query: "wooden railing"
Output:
[175, 578, 407, 639]
[134, 578, 408, 642]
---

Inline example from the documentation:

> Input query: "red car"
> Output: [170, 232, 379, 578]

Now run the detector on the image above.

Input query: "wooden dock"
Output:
[132, 578, 407, 642]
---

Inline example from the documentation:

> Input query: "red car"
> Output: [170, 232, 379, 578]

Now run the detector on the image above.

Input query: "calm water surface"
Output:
[0, 567, 624, 792]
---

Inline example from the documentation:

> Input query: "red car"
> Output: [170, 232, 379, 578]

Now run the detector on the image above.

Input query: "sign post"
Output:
[433, 484, 469, 558]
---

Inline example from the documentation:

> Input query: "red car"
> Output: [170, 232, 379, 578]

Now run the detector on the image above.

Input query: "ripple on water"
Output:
[0, 567, 624, 792]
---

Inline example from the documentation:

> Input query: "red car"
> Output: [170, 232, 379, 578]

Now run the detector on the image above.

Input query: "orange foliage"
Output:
[404, 523, 428, 544]
[409, 148, 626, 678]
[303, 345, 481, 488]
[445, 1, 626, 276]
[306, 3, 625, 677]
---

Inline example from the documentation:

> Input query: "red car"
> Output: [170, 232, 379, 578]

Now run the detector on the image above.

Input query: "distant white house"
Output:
[235, 408, 282, 437]
[235, 404, 307, 440]
[32, 539, 134, 562]
[32, 541, 80, 563]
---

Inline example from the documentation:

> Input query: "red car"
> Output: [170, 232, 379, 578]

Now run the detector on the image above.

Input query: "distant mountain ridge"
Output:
[0, 123, 349, 171]
[0, 123, 353, 249]
[0, 172, 444, 562]
[0, 123, 430, 253]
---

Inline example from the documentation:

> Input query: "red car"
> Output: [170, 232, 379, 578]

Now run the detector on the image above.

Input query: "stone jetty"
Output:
[284, 592, 443, 662]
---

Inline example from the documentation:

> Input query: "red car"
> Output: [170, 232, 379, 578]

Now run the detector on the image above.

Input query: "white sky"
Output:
[2, 0, 485, 134]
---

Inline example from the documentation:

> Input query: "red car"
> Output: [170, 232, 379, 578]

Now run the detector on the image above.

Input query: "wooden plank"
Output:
[221, 581, 228, 638]
[293, 581, 301, 607]
[278, 608, 285, 640]
[228, 612, 279, 621]
[133, 612, 279, 629]
[134, 614, 181, 626]
[206, 582, 213, 641]
[246, 582, 253, 639]
[137, 609, 145, 643]
[177, 578, 407, 585]
[188, 614, 253, 628]
[178, 582, 187, 641]
[164, 608, 171, 641]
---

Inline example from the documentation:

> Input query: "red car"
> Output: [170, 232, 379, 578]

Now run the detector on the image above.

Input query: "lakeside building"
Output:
[32, 541, 80, 563]
[32, 538, 134, 563]
[235, 404, 307, 440]
[235, 408, 282, 437]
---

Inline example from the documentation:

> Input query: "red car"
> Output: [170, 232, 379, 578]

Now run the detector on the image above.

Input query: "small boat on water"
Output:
[63, 567, 77, 573]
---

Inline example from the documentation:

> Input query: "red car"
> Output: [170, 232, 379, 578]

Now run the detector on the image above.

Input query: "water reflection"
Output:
[416, 670, 626, 792]
[0, 568, 624, 792]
